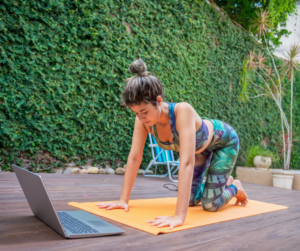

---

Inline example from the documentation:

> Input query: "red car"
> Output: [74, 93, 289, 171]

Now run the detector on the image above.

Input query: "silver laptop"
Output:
[12, 164, 125, 238]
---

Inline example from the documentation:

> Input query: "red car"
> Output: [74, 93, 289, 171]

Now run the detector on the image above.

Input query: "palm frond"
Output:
[248, 50, 257, 69]
[251, 10, 273, 37]
[281, 43, 300, 81]
[257, 52, 266, 69]
[239, 59, 254, 102]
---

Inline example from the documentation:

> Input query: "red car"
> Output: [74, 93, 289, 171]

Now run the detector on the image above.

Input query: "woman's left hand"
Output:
[146, 215, 183, 230]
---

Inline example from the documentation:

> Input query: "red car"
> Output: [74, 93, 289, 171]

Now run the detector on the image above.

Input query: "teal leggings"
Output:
[189, 119, 239, 212]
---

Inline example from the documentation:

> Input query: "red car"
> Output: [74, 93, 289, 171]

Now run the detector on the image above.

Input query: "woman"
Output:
[96, 58, 248, 230]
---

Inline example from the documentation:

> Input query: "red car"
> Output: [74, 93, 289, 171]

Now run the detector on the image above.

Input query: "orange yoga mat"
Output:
[68, 197, 288, 235]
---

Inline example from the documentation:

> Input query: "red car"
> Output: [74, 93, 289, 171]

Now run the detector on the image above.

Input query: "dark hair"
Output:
[122, 58, 164, 107]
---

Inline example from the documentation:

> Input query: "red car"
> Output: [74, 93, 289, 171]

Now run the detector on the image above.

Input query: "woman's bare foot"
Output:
[232, 180, 248, 206]
[226, 176, 234, 186]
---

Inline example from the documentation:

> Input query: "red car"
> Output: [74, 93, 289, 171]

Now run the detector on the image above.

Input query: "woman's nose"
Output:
[137, 114, 144, 121]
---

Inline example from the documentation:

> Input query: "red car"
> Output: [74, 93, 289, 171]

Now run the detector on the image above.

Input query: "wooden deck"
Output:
[0, 172, 299, 251]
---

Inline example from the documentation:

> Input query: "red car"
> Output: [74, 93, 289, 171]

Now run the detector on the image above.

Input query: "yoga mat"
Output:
[68, 197, 288, 235]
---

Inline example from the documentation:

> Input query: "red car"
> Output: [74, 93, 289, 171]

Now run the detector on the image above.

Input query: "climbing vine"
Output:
[0, 0, 299, 171]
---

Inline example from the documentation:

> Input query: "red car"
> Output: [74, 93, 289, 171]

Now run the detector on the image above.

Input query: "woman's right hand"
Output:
[95, 200, 129, 212]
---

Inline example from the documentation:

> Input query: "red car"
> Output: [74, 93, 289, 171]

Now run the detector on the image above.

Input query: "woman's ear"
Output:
[156, 96, 163, 106]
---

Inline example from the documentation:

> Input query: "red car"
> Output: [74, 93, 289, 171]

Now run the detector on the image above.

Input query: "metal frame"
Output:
[143, 133, 180, 182]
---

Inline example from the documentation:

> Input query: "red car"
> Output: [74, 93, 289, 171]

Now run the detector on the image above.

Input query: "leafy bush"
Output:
[245, 144, 279, 167]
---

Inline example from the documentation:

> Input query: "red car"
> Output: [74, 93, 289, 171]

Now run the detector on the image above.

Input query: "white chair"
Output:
[143, 133, 180, 182]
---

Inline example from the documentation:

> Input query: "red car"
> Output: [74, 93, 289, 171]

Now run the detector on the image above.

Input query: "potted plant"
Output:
[270, 132, 297, 189]
[245, 145, 279, 171]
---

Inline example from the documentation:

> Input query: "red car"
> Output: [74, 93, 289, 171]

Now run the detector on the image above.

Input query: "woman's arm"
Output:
[146, 102, 196, 228]
[174, 103, 196, 222]
[119, 116, 148, 204]
[96, 116, 148, 210]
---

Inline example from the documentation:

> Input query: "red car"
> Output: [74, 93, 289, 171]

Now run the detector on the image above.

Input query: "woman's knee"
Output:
[189, 194, 201, 207]
[203, 205, 219, 212]
[201, 198, 220, 212]
[188, 202, 196, 207]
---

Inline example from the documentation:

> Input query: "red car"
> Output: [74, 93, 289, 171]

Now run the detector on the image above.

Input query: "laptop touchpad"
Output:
[87, 220, 110, 227]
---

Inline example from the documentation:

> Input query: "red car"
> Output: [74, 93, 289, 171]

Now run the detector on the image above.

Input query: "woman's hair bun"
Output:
[123, 58, 164, 107]
[128, 58, 149, 76]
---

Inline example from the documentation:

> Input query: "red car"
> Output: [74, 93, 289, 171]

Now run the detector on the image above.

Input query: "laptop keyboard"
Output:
[57, 212, 101, 234]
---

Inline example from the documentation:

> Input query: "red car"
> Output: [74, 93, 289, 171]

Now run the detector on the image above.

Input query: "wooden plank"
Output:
[0, 173, 299, 251]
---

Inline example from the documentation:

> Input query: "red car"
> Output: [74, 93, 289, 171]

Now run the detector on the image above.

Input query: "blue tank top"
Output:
[150, 102, 210, 152]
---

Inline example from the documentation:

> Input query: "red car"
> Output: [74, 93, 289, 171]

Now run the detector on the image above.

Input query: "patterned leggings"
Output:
[189, 119, 239, 212]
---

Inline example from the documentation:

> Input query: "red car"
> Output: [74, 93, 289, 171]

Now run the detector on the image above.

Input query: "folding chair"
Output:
[143, 133, 180, 182]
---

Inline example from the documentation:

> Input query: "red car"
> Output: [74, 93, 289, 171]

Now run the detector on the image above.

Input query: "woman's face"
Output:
[129, 100, 161, 127]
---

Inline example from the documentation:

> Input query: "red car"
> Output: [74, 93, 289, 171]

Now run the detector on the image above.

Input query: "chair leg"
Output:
[167, 162, 178, 182]
[143, 162, 170, 177]
[143, 160, 154, 175]
[171, 165, 179, 177]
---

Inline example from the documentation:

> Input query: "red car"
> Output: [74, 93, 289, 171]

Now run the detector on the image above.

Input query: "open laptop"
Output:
[12, 164, 125, 238]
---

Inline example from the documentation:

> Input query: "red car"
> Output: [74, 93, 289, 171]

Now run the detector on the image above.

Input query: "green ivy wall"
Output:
[0, 0, 299, 171]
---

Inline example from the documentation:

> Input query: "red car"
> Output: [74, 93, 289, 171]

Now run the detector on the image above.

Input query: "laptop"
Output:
[12, 164, 125, 238]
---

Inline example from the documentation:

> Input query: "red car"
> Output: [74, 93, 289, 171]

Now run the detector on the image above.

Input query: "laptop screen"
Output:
[12, 164, 66, 237]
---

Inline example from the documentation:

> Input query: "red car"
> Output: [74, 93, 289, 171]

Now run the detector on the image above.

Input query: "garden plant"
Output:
[239, 10, 300, 170]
